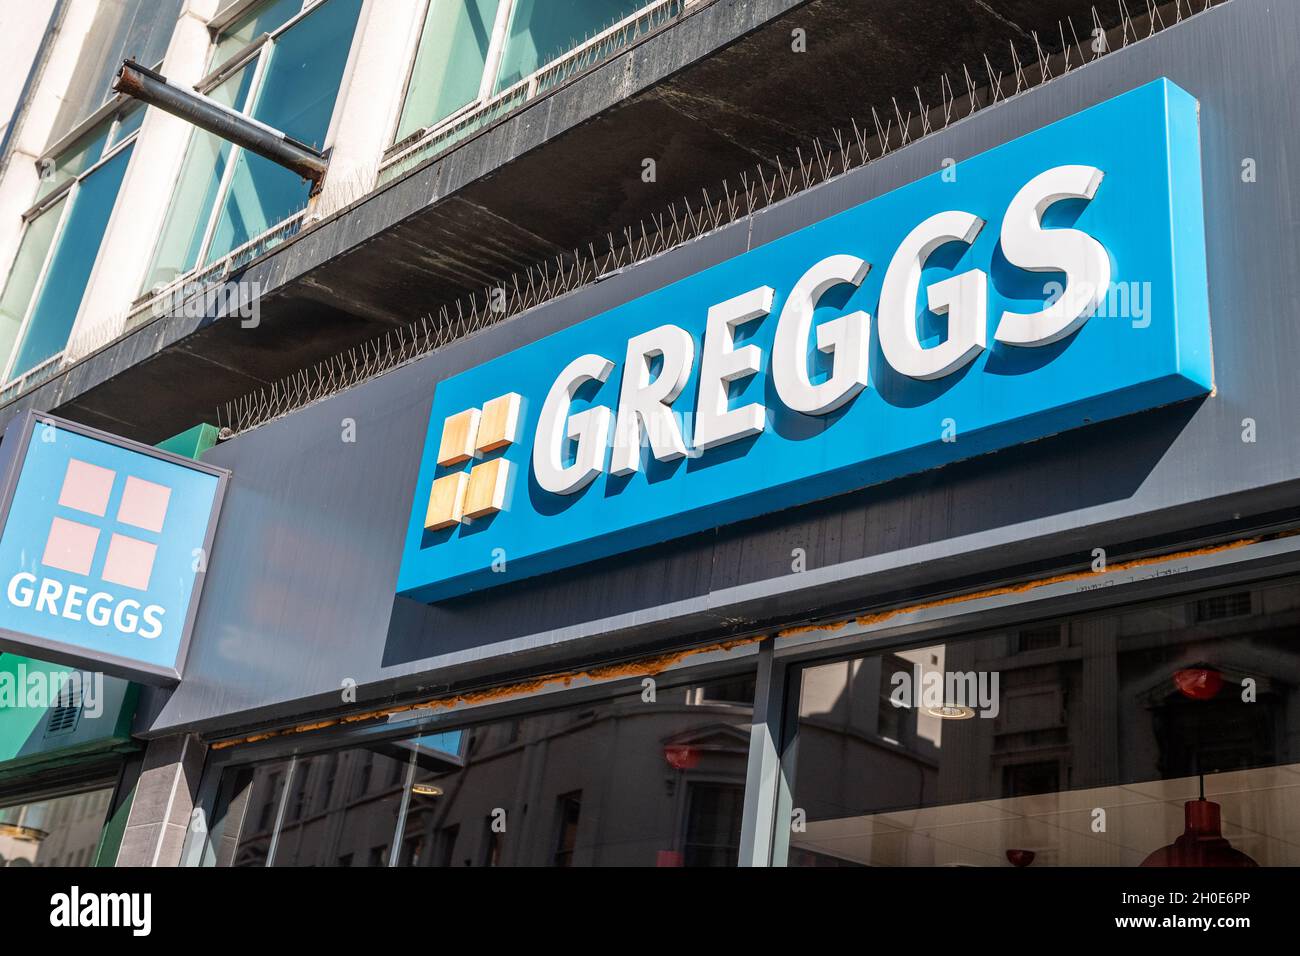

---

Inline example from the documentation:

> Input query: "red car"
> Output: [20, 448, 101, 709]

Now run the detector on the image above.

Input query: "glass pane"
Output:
[35, 122, 112, 201]
[397, 677, 754, 866]
[204, 0, 362, 264]
[140, 66, 256, 292]
[0, 787, 113, 867]
[107, 104, 146, 147]
[9, 144, 133, 379]
[271, 746, 409, 867]
[210, 0, 304, 67]
[788, 577, 1300, 866]
[494, 0, 649, 93]
[204, 674, 755, 866]
[0, 198, 65, 374]
[395, 0, 501, 141]
[210, 759, 290, 866]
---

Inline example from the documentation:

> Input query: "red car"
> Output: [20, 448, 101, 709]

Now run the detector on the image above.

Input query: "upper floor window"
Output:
[0, 105, 143, 388]
[142, 0, 363, 294]
[394, 0, 662, 146]
[209, 0, 306, 69]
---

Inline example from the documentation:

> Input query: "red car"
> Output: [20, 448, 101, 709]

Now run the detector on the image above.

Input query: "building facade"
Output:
[1, 0, 1298, 868]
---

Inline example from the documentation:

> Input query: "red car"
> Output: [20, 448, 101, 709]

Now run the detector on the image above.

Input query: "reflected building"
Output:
[790, 579, 1300, 866]
[211, 679, 755, 867]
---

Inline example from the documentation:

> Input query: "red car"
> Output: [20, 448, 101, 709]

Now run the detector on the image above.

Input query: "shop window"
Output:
[0, 107, 141, 386]
[434, 824, 459, 867]
[273, 747, 409, 867]
[1002, 761, 1062, 798]
[352, 751, 373, 799]
[200, 671, 755, 866]
[1014, 625, 1063, 653]
[393, 0, 668, 150]
[690, 678, 757, 705]
[482, 816, 503, 866]
[552, 791, 582, 866]
[1193, 591, 1253, 623]
[787, 576, 1300, 866]
[142, 0, 362, 293]
[682, 784, 744, 867]
[0, 786, 114, 867]
[212, 762, 289, 866]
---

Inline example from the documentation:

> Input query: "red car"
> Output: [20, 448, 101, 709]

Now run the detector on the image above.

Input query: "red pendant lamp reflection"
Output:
[663, 744, 699, 770]
[1143, 664, 1256, 866]
[1173, 666, 1223, 701]
[1140, 795, 1257, 867]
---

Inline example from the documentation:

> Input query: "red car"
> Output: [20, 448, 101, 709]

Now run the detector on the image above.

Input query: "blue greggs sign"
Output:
[399, 79, 1212, 604]
[0, 414, 226, 683]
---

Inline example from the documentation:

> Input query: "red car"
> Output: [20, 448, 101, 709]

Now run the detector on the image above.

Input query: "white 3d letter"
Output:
[878, 210, 987, 380]
[995, 164, 1110, 346]
[611, 324, 695, 475]
[773, 254, 871, 415]
[533, 353, 615, 495]
[693, 286, 772, 451]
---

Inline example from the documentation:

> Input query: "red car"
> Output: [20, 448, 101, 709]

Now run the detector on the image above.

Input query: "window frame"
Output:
[1, 100, 144, 389]
[384, 0, 680, 167]
[139, 0, 357, 305]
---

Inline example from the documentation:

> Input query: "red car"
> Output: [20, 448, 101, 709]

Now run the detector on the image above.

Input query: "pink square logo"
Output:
[117, 475, 171, 533]
[101, 533, 158, 591]
[58, 459, 115, 517]
[42, 517, 100, 576]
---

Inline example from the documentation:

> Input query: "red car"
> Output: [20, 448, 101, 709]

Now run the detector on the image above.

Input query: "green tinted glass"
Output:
[396, 0, 501, 141]
[494, 0, 648, 93]
[0, 197, 65, 375]
[205, 0, 362, 263]
[9, 144, 134, 379]
[141, 65, 256, 291]
[210, 0, 304, 67]
[35, 123, 111, 201]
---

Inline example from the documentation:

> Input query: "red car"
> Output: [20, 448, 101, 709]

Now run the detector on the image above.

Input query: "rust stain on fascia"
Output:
[211, 635, 763, 750]
[778, 535, 1268, 640]
[210, 531, 1294, 752]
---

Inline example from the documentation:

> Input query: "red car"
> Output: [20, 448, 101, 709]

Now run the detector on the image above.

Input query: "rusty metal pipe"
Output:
[112, 59, 328, 184]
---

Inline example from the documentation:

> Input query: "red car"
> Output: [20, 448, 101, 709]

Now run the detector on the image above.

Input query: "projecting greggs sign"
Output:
[399, 79, 1212, 603]
[0, 414, 226, 683]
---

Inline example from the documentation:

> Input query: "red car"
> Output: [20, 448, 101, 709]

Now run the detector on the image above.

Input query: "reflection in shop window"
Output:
[201, 672, 755, 866]
[552, 791, 582, 867]
[682, 783, 744, 867]
[787, 578, 1300, 866]
[0, 787, 114, 867]
[482, 816, 503, 867]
